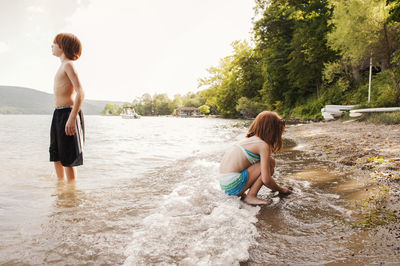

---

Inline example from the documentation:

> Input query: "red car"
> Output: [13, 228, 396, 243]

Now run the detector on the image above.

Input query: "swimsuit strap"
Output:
[238, 139, 265, 147]
[235, 141, 262, 165]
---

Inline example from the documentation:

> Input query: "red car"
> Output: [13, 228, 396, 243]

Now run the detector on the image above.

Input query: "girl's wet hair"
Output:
[53, 33, 82, 60]
[246, 111, 285, 153]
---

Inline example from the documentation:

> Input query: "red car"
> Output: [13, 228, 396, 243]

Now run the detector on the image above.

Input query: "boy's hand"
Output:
[65, 117, 76, 136]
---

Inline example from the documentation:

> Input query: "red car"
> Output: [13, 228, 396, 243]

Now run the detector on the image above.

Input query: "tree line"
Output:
[104, 0, 400, 119]
[102, 92, 210, 116]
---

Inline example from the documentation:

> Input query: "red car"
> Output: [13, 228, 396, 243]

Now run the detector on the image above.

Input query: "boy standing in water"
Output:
[49, 33, 85, 181]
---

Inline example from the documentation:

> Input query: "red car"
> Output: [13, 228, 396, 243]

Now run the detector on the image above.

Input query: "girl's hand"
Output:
[280, 187, 293, 194]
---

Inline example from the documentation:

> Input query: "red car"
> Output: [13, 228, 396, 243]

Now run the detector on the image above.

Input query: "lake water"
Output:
[0, 115, 396, 265]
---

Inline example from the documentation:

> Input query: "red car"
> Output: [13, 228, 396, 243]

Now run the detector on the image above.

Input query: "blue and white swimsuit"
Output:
[219, 140, 263, 196]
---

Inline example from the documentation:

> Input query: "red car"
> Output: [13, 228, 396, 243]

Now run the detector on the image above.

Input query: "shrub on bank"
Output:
[358, 112, 400, 125]
[352, 71, 398, 107]
[289, 97, 324, 120]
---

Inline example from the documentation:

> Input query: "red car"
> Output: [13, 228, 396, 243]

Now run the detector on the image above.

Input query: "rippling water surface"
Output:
[0, 115, 392, 265]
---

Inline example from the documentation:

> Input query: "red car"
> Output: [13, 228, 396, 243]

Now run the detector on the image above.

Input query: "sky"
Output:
[0, 0, 256, 101]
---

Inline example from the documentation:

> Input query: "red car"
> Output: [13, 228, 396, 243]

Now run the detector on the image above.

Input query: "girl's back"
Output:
[219, 136, 265, 173]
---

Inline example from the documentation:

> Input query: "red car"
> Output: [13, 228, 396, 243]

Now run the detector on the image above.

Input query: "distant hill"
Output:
[0, 86, 125, 115]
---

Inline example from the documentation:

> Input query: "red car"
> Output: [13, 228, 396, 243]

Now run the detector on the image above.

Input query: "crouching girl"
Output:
[219, 111, 292, 205]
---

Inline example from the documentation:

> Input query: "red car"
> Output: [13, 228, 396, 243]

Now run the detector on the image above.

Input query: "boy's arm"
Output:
[64, 62, 85, 136]
[259, 144, 291, 193]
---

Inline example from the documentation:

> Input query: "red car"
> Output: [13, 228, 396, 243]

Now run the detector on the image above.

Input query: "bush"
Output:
[358, 112, 400, 125]
[290, 97, 324, 120]
[321, 77, 352, 105]
[353, 71, 398, 107]
[198, 105, 210, 115]
[236, 97, 265, 118]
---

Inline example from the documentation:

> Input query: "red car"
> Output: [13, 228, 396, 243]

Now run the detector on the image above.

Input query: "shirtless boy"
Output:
[49, 33, 85, 181]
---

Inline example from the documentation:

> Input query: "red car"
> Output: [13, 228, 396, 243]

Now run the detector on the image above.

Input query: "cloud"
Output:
[26, 6, 45, 13]
[0, 42, 8, 54]
[59, 0, 255, 100]
[0, 0, 255, 101]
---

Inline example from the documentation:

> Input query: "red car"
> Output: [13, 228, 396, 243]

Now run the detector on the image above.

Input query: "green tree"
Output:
[141, 93, 153, 115]
[254, 0, 336, 112]
[182, 92, 204, 107]
[286, 0, 337, 99]
[199, 41, 263, 117]
[198, 62, 226, 115]
[235, 97, 264, 118]
[199, 88, 218, 114]
[122, 102, 134, 109]
[216, 62, 241, 117]
[153, 93, 172, 115]
[387, 0, 400, 22]
[254, 0, 294, 110]
[132, 97, 144, 115]
[328, 0, 400, 104]
[198, 105, 210, 115]
[169, 94, 183, 115]
[101, 103, 122, 115]
[230, 41, 264, 100]
[194, 0, 400, 118]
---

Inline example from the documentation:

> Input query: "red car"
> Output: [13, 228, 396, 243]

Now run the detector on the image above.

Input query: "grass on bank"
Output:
[351, 183, 398, 229]
[356, 112, 400, 125]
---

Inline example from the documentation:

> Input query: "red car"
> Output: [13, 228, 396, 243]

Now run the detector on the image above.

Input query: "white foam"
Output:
[124, 160, 260, 265]
[292, 143, 306, 150]
[193, 159, 220, 169]
[314, 192, 340, 199]
[295, 180, 311, 188]
[324, 202, 351, 216]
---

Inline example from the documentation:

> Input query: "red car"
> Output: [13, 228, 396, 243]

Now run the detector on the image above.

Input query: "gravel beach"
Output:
[286, 120, 400, 261]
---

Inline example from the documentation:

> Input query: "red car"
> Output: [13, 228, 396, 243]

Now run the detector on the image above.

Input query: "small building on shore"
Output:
[176, 107, 199, 117]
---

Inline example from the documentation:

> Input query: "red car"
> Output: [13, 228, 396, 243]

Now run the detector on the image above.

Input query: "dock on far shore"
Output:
[321, 105, 400, 120]
[349, 107, 400, 117]
[321, 105, 357, 120]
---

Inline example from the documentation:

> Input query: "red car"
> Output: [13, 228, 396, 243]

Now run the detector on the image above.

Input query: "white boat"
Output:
[120, 108, 141, 119]
[321, 105, 358, 120]
[349, 107, 400, 117]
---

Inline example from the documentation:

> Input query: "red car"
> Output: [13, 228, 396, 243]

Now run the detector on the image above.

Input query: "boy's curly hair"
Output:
[54, 33, 82, 60]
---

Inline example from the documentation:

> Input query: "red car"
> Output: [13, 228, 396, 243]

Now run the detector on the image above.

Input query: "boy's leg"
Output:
[54, 161, 65, 179]
[64, 166, 76, 181]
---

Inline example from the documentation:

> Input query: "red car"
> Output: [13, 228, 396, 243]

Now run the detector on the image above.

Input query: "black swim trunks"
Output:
[49, 106, 84, 167]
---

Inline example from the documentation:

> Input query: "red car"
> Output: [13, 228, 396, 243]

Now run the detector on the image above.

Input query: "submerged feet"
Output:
[242, 194, 270, 205]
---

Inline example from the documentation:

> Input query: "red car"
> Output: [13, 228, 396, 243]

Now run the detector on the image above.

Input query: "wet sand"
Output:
[286, 120, 400, 260]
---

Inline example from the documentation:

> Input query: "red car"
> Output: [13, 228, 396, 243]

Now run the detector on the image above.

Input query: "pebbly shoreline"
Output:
[285, 120, 400, 260]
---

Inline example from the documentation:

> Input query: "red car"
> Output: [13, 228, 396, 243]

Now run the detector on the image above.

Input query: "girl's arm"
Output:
[259, 143, 291, 193]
